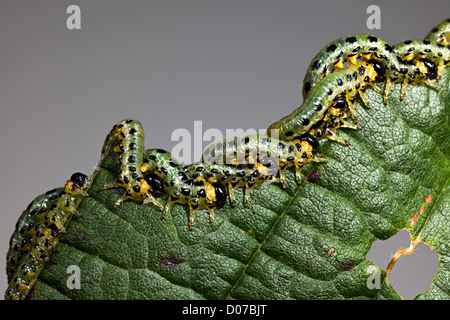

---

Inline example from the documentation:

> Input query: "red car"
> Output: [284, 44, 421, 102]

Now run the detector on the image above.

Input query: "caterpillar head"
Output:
[298, 133, 319, 153]
[367, 59, 386, 82]
[70, 172, 88, 189]
[212, 182, 227, 209]
[65, 172, 88, 195]
[332, 97, 349, 110]
[143, 172, 165, 198]
[417, 58, 438, 80]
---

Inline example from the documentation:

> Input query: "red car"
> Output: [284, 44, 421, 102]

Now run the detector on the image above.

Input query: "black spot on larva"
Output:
[326, 44, 337, 52]
[285, 131, 294, 137]
[306, 169, 322, 184]
[325, 88, 333, 95]
[304, 81, 312, 93]
[129, 128, 137, 135]
[158, 252, 182, 269]
[346, 74, 352, 82]
[345, 36, 357, 43]
[340, 259, 354, 271]
[368, 35, 378, 43]
[312, 60, 321, 70]
[302, 118, 310, 125]
[181, 188, 191, 196]
[197, 189, 206, 198]
[358, 65, 366, 75]
[128, 155, 136, 163]
[128, 142, 137, 150]
[314, 103, 323, 111]
[404, 40, 412, 45]
[288, 145, 294, 153]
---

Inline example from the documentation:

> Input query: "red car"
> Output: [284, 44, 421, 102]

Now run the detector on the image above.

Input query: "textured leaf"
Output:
[30, 68, 449, 300]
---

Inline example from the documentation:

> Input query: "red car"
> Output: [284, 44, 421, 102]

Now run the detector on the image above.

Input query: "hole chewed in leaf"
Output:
[367, 229, 439, 299]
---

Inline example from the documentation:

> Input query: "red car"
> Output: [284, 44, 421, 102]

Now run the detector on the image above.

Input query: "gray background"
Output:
[0, 0, 446, 299]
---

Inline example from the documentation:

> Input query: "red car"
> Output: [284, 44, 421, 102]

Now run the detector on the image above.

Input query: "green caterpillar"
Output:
[268, 60, 386, 141]
[5, 173, 88, 300]
[425, 19, 450, 45]
[391, 39, 449, 99]
[304, 97, 361, 146]
[195, 134, 326, 207]
[140, 134, 325, 229]
[101, 119, 164, 210]
[302, 31, 449, 104]
[302, 34, 393, 100]
[101, 119, 326, 230]
[140, 149, 227, 230]
[6, 188, 62, 283]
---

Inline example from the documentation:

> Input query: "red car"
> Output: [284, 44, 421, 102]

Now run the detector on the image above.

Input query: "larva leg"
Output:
[277, 168, 288, 188]
[208, 209, 215, 227]
[161, 198, 174, 220]
[339, 119, 362, 131]
[400, 82, 410, 101]
[326, 131, 350, 146]
[188, 207, 196, 231]
[243, 187, 255, 207]
[359, 90, 371, 109]
[228, 185, 238, 207]
[295, 166, 304, 184]
[372, 83, 384, 95]
[384, 80, 394, 104]
[424, 79, 443, 90]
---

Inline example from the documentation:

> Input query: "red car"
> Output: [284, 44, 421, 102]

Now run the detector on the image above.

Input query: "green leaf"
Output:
[30, 68, 449, 300]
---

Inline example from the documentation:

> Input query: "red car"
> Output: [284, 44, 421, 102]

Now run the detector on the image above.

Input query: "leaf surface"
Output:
[31, 69, 450, 300]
